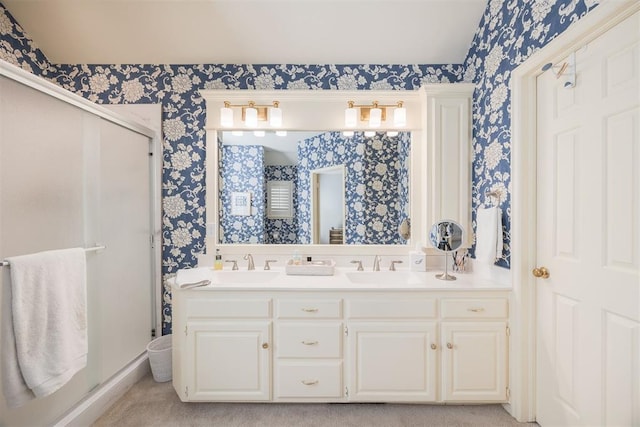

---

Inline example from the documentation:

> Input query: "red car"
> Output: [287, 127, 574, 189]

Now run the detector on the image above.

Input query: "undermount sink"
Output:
[345, 271, 423, 285]
[211, 271, 280, 284]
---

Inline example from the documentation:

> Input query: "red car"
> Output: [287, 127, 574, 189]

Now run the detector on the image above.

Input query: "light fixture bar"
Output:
[345, 100, 405, 128]
[220, 100, 282, 128]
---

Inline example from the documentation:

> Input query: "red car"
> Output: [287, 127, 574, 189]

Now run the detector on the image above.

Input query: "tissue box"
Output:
[409, 251, 427, 272]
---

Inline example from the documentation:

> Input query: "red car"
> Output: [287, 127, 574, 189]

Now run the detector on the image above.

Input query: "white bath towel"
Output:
[1, 248, 87, 407]
[475, 207, 503, 264]
[176, 268, 212, 289]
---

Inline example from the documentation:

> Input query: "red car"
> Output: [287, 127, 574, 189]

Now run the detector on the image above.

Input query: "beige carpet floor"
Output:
[93, 374, 537, 427]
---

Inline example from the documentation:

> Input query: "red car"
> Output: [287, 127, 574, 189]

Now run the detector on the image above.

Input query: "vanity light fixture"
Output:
[344, 100, 406, 128]
[253, 130, 266, 137]
[220, 100, 283, 128]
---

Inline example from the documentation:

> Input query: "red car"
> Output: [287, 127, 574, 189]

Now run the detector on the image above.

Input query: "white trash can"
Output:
[146, 334, 172, 382]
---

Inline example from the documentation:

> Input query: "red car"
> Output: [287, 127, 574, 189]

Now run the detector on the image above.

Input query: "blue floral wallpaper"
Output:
[264, 165, 299, 244]
[0, 0, 601, 333]
[219, 145, 265, 244]
[463, 0, 599, 268]
[297, 131, 410, 245]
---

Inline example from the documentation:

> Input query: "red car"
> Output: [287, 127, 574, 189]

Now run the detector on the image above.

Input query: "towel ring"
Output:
[484, 189, 500, 207]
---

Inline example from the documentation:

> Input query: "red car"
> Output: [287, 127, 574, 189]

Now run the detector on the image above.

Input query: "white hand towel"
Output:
[176, 268, 212, 289]
[475, 207, 503, 264]
[2, 248, 87, 406]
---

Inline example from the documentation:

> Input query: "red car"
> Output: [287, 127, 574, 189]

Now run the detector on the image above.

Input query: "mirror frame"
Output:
[201, 88, 437, 256]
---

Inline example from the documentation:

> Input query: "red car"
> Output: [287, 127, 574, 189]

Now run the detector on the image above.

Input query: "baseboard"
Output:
[53, 353, 150, 427]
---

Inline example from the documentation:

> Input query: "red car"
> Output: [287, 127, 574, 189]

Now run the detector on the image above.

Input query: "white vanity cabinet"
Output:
[346, 298, 438, 401]
[172, 287, 509, 404]
[172, 295, 272, 401]
[440, 298, 509, 402]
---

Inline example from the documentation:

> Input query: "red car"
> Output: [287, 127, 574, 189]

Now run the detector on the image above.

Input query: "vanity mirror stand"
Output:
[429, 220, 464, 281]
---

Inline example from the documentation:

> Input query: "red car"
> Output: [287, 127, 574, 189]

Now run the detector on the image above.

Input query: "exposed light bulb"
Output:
[393, 104, 406, 127]
[387, 131, 399, 137]
[253, 130, 265, 137]
[345, 102, 357, 128]
[364, 131, 376, 137]
[276, 131, 287, 137]
[231, 131, 244, 136]
[245, 106, 258, 127]
[220, 105, 234, 127]
[369, 107, 382, 128]
[269, 103, 282, 127]
[342, 131, 354, 137]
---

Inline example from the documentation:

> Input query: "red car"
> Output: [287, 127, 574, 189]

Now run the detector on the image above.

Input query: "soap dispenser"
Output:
[214, 248, 223, 270]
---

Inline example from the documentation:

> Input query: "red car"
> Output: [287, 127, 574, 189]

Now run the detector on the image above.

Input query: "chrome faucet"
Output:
[264, 259, 277, 270]
[243, 254, 255, 270]
[226, 260, 238, 270]
[389, 260, 403, 271]
[373, 255, 381, 271]
[351, 260, 364, 271]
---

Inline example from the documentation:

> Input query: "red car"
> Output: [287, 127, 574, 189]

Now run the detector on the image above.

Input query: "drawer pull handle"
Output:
[301, 380, 319, 386]
[447, 342, 453, 349]
[468, 307, 485, 312]
[430, 343, 437, 350]
[301, 308, 319, 313]
[301, 341, 319, 346]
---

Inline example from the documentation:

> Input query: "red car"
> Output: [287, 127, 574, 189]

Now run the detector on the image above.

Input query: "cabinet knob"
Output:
[446, 342, 453, 349]
[262, 343, 269, 349]
[430, 343, 437, 350]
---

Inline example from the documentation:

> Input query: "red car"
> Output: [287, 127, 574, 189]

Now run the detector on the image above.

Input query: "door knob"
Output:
[532, 267, 550, 279]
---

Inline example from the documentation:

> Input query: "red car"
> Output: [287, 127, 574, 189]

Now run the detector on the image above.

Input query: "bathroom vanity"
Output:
[171, 269, 510, 404]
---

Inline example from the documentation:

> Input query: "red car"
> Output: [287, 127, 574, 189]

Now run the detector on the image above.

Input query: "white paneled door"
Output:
[535, 11, 640, 426]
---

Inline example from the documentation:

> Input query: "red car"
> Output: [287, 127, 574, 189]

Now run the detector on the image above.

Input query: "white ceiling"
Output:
[3, 0, 487, 65]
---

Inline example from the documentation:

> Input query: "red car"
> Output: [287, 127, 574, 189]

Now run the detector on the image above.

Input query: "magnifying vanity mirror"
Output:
[218, 130, 411, 246]
[429, 220, 464, 281]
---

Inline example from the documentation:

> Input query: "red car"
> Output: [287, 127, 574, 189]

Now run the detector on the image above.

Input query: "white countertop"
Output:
[171, 266, 511, 292]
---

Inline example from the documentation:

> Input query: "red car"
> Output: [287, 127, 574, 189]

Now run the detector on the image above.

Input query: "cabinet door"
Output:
[347, 322, 437, 401]
[441, 322, 507, 402]
[184, 321, 271, 401]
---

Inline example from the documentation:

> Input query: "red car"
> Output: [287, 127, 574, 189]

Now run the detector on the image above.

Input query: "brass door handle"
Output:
[532, 267, 550, 279]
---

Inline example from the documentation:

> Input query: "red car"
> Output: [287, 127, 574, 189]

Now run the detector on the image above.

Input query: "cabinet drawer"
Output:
[440, 298, 508, 319]
[347, 298, 437, 319]
[276, 361, 343, 398]
[277, 299, 342, 319]
[277, 323, 342, 358]
[186, 298, 271, 318]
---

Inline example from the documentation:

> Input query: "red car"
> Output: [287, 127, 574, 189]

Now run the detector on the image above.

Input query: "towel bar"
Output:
[0, 245, 106, 268]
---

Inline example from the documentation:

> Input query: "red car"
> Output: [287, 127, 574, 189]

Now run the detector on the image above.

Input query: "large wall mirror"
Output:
[218, 130, 411, 246]
[201, 86, 473, 256]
